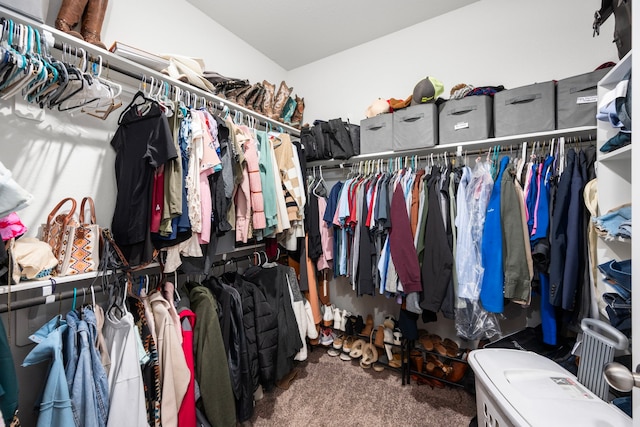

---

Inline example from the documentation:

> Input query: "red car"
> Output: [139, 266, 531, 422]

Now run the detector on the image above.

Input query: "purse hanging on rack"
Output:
[67, 197, 99, 275]
[40, 197, 77, 276]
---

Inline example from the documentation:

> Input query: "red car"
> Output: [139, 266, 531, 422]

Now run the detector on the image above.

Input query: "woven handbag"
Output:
[67, 197, 99, 275]
[41, 197, 77, 276]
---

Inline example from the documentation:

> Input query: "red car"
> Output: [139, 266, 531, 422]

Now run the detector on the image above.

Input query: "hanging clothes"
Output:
[22, 316, 74, 427]
[64, 307, 109, 427]
[178, 309, 197, 427]
[149, 291, 190, 427]
[187, 284, 236, 427]
[203, 276, 254, 423]
[102, 309, 148, 427]
[111, 94, 178, 266]
[480, 156, 509, 314]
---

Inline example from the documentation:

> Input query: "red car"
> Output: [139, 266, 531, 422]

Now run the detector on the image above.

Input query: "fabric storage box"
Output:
[392, 103, 438, 151]
[557, 67, 611, 129]
[360, 114, 393, 155]
[493, 81, 556, 137]
[469, 349, 632, 427]
[439, 95, 493, 144]
[0, 0, 49, 22]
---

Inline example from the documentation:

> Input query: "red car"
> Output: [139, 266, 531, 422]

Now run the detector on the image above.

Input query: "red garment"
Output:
[389, 183, 422, 293]
[150, 166, 165, 233]
[178, 309, 197, 427]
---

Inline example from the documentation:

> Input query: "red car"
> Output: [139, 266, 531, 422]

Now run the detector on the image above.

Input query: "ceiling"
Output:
[187, 0, 479, 70]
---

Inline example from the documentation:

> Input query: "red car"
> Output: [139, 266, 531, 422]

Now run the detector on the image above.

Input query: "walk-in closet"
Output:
[0, 1, 636, 426]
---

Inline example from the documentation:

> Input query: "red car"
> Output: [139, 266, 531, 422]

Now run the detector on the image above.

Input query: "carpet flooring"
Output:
[251, 346, 477, 426]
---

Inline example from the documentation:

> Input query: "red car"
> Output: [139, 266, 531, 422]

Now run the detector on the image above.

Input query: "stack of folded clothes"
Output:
[598, 259, 631, 337]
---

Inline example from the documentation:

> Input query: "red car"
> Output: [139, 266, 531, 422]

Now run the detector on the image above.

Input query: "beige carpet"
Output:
[251, 347, 477, 427]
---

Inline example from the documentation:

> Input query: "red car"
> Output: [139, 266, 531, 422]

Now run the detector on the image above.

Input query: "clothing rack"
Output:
[0, 283, 105, 313]
[0, 5, 300, 136]
[306, 126, 597, 171]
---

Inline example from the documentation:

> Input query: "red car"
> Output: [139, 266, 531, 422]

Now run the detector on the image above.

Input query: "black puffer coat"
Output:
[243, 265, 303, 383]
[227, 273, 278, 390]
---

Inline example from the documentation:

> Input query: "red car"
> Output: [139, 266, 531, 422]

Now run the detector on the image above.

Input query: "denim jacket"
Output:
[65, 308, 109, 427]
[23, 315, 74, 427]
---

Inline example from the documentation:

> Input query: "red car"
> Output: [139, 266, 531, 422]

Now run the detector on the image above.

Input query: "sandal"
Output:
[360, 330, 379, 368]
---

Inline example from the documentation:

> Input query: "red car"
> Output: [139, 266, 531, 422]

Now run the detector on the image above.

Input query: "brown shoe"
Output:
[261, 80, 276, 118]
[360, 314, 373, 337]
[271, 81, 293, 120]
[410, 350, 424, 373]
[55, 0, 88, 40]
[245, 83, 264, 109]
[81, 0, 108, 49]
[446, 360, 468, 383]
[374, 326, 385, 349]
[237, 83, 260, 107]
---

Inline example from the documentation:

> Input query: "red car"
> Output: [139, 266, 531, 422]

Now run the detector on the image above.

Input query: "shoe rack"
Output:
[315, 312, 407, 376]
[404, 339, 470, 389]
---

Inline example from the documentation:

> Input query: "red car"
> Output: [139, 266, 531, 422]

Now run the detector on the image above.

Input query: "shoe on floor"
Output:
[327, 348, 341, 357]
[322, 304, 334, 327]
[319, 328, 334, 346]
[339, 352, 352, 361]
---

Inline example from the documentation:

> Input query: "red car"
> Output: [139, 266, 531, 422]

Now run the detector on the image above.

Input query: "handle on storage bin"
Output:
[505, 93, 541, 105]
[366, 122, 387, 131]
[581, 318, 629, 350]
[569, 83, 598, 94]
[401, 113, 424, 123]
[449, 105, 477, 115]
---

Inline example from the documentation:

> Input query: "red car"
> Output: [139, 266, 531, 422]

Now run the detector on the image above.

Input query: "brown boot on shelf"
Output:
[261, 80, 276, 118]
[410, 350, 424, 373]
[81, 0, 109, 49]
[374, 326, 385, 349]
[360, 314, 373, 337]
[55, 0, 89, 40]
[251, 86, 266, 114]
[271, 81, 293, 120]
[245, 83, 263, 109]
[290, 95, 304, 128]
[237, 83, 260, 107]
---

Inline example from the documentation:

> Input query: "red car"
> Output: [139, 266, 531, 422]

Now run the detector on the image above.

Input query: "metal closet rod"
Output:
[50, 41, 300, 135]
[0, 283, 106, 314]
[308, 137, 595, 171]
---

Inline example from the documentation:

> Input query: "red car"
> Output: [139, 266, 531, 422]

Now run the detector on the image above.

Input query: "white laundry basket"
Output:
[469, 349, 631, 427]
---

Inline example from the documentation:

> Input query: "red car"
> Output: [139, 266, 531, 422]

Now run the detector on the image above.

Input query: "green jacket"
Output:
[189, 286, 236, 427]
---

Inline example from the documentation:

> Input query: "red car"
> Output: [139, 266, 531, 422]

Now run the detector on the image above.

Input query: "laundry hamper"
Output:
[576, 318, 629, 401]
[468, 348, 631, 427]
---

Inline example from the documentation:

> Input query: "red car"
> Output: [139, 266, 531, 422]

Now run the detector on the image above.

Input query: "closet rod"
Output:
[50, 41, 301, 135]
[0, 284, 105, 313]
[308, 134, 596, 171]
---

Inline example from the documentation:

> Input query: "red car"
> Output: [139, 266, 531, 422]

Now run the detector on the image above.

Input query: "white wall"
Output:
[288, 0, 617, 124]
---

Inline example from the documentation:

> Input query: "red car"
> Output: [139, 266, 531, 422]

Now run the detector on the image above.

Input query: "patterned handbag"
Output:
[41, 197, 77, 276]
[67, 197, 99, 275]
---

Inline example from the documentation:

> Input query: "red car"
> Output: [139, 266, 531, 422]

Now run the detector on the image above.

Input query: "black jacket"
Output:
[228, 273, 279, 391]
[203, 276, 254, 423]
[243, 265, 303, 382]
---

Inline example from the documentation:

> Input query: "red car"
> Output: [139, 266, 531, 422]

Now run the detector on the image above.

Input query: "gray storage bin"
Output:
[360, 114, 393, 154]
[392, 103, 438, 151]
[557, 68, 610, 129]
[1, 0, 49, 23]
[494, 81, 556, 137]
[439, 95, 493, 144]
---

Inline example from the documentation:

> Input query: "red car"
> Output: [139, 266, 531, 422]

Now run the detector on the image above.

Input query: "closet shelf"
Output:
[307, 126, 596, 168]
[0, 6, 300, 136]
[0, 262, 161, 295]
[598, 144, 632, 162]
[599, 50, 632, 87]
